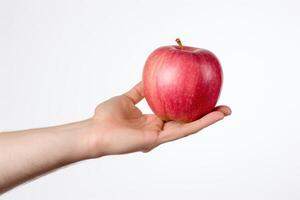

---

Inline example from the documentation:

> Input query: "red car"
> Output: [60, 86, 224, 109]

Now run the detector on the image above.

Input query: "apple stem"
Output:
[175, 38, 183, 48]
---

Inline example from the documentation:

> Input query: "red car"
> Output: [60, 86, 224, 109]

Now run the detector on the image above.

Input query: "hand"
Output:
[0, 82, 230, 193]
[86, 82, 231, 157]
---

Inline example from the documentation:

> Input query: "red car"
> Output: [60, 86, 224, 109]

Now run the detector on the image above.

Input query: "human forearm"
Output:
[0, 119, 92, 193]
[0, 82, 230, 194]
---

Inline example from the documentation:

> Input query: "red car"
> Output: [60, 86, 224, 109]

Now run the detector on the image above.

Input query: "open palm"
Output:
[90, 82, 231, 156]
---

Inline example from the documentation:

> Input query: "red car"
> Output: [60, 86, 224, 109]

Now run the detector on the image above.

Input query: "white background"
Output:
[1, 0, 300, 199]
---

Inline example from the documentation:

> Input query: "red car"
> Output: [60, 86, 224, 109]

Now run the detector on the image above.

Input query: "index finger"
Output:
[158, 105, 231, 144]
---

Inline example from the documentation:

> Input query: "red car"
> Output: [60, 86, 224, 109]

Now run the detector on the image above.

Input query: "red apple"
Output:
[143, 39, 223, 122]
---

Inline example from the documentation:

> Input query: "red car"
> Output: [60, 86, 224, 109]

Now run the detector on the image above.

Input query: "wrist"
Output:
[51, 119, 95, 163]
[62, 118, 109, 160]
[83, 117, 109, 159]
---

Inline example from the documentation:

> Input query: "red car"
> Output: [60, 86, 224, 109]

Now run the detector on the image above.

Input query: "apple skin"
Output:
[143, 44, 222, 123]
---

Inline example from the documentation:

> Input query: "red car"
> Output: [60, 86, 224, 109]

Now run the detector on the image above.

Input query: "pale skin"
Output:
[0, 82, 231, 194]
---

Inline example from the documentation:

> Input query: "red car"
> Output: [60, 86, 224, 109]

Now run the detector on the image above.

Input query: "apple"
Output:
[143, 38, 223, 122]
